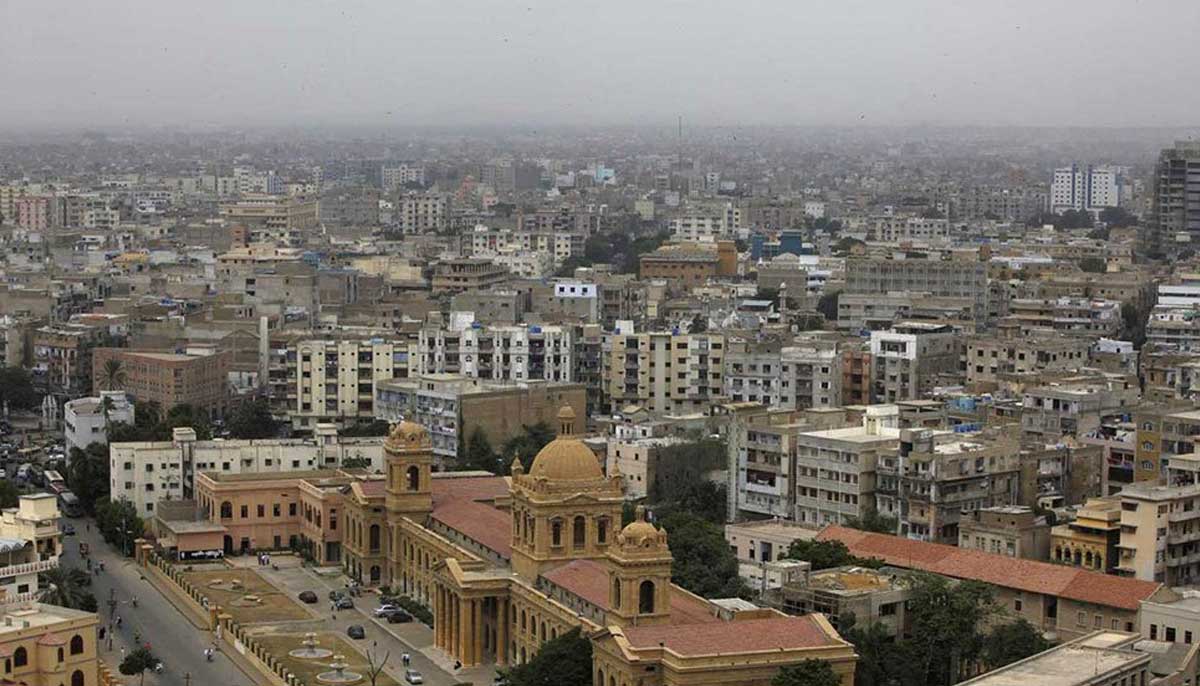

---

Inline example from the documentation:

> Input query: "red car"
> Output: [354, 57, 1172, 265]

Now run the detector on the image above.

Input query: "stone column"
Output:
[496, 597, 509, 666]
[434, 585, 444, 649]
[457, 596, 468, 664]
[472, 598, 484, 666]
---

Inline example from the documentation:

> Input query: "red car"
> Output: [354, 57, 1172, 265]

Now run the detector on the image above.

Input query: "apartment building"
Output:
[1051, 497, 1122, 572]
[218, 194, 319, 246]
[836, 292, 976, 332]
[380, 163, 426, 190]
[869, 323, 961, 402]
[958, 505, 1050, 560]
[416, 324, 573, 383]
[374, 374, 585, 463]
[1115, 481, 1200, 585]
[601, 330, 724, 414]
[109, 426, 384, 515]
[638, 241, 738, 286]
[430, 258, 509, 293]
[845, 257, 990, 322]
[723, 337, 784, 406]
[1146, 309, 1200, 351]
[724, 519, 817, 591]
[965, 334, 1091, 387]
[668, 203, 742, 242]
[395, 193, 448, 234]
[64, 391, 134, 454]
[32, 323, 104, 398]
[780, 339, 843, 410]
[876, 427, 1020, 543]
[0, 494, 62, 600]
[271, 337, 406, 430]
[1021, 376, 1137, 444]
[999, 297, 1122, 338]
[793, 406, 900, 527]
[871, 216, 949, 242]
[92, 348, 231, 418]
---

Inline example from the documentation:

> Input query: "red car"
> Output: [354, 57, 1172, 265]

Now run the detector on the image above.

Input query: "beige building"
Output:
[0, 603, 101, 686]
[956, 632, 1152, 686]
[605, 436, 685, 500]
[793, 406, 901, 527]
[92, 347, 231, 418]
[602, 330, 725, 414]
[869, 323, 961, 402]
[1052, 497, 1122, 572]
[965, 334, 1091, 387]
[958, 505, 1050, 561]
[768, 565, 914, 639]
[277, 337, 406, 430]
[218, 194, 319, 246]
[1115, 482, 1200, 585]
[430, 258, 509, 293]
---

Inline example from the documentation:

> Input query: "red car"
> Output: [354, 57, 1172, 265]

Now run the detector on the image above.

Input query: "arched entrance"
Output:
[223, 536, 234, 555]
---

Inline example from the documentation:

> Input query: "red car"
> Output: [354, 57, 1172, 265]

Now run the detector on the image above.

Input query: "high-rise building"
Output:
[1153, 142, 1200, 249]
[1049, 164, 1121, 213]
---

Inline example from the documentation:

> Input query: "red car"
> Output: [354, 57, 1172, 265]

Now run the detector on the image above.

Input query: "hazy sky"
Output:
[3, 0, 1199, 129]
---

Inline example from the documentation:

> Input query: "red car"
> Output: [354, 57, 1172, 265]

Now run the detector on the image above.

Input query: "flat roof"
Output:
[0, 604, 95, 636]
[958, 633, 1145, 686]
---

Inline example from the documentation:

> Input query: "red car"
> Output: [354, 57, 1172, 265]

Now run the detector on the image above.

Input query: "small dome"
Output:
[528, 437, 603, 481]
[619, 506, 661, 545]
[557, 405, 577, 422]
[386, 420, 430, 448]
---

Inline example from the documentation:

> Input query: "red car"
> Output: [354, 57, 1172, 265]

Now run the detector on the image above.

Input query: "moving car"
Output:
[298, 591, 318, 604]
[334, 596, 353, 610]
[346, 625, 365, 640]
[373, 604, 401, 617]
[405, 670, 424, 684]
[328, 590, 344, 601]
[60, 523, 75, 536]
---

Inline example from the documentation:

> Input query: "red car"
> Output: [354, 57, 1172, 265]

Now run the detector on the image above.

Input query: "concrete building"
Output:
[1021, 377, 1137, 444]
[1114, 481, 1200, 585]
[768, 565, 914, 638]
[1050, 164, 1122, 213]
[780, 339, 843, 410]
[869, 323, 961, 402]
[724, 519, 819, 590]
[958, 505, 1050, 561]
[273, 337, 405, 430]
[638, 241, 737, 286]
[605, 436, 686, 500]
[395, 194, 448, 234]
[381, 163, 426, 190]
[0, 603, 101, 686]
[1000, 297, 1123, 339]
[602, 330, 725, 415]
[64, 391, 134, 454]
[218, 194, 319, 246]
[92, 348, 231, 419]
[0, 494, 63, 602]
[1052, 497, 1123, 572]
[723, 337, 784, 406]
[109, 426, 384, 515]
[793, 406, 901, 527]
[430, 258, 509, 293]
[416, 324, 573, 383]
[957, 632, 1150, 686]
[1153, 141, 1200, 247]
[374, 374, 585, 464]
[878, 428, 1020, 544]
[836, 292, 976, 332]
[966, 334, 1091, 387]
[845, 257, 990, 323]
[32, 324, 104, 398]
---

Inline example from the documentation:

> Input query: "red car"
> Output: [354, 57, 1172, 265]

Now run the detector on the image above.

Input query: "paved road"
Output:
[60, 518, 248, 686]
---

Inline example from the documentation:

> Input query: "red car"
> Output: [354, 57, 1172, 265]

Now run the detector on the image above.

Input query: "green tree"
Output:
[98, 358, 128, 391]
[816, 291, 840, 321]
[833, 237, 864, 254]
[982, 619, 1052, 670]
[95, 498, 144, 556]
[500, 627, 592, 686]
[1099, 206, 1137, 227]
[904, 573, 996, 686]
[841, 617, 923, 686]
[1078, 256, 1107, 273]
[1121, 302, 1148, 348]
[340, 419, 390, 437]
[660, 510, 748, 598]
[690, 313, 708, 333]
[462, 426, 500, 472]
[0, 367, 39, 412]
[502, 422, 556, 471]
[226, 398, 278, 439]
[41, 566, 94, 610]
[772, 659, 841, 686]
[119, 645, 159, 686]
[786, 539, 861, 570]
[0, 481, 18, 509]
[844, 507, 898, 535]
[159, 404, 212, 440]
[66, 442, 110, 513]
[341, 454, 373, 470]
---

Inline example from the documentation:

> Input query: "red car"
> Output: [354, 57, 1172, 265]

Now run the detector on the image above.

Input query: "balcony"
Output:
[0, 558, 58, 578]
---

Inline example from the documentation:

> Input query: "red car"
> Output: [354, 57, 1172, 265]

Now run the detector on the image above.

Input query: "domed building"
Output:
[366, 406, 857, 685]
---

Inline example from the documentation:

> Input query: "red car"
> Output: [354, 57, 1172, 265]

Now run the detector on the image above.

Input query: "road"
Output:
[60, 518, 248, 686]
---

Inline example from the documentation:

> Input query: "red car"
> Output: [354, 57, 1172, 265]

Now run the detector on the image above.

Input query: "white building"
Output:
[381, 163, 426, 191]
[64, 391, 134, 455]
[1050, 164, 1122, 213]
[0, 494, 61, 601]
[108, 426, 384, 515]
[417, 324, 573, 383]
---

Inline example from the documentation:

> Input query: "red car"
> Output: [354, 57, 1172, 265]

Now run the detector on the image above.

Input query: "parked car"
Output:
[328, 590, 344, 601]
[298, 591, 318, 604]
[373, 604, 401, 617]
[386, 610, 413, 624]
[346, 625, 365, 640]
[405, 669, 424, 684]
[60, 523, 75, 536]
[334, 596, 353, 610]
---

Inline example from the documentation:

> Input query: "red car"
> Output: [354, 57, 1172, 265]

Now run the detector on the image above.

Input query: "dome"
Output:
[527, 437, 603, 481]
[386, 420, 430, 449]
[618, 506, 662, 546]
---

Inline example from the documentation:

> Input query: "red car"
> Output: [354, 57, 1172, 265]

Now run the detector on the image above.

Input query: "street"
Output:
[60, 518, 247, 686]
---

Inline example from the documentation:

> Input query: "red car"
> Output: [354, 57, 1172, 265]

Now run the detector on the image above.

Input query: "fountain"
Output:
[231, 594, 263, 608]
[316, 654, 362, 684]
[288, 633, 333, 660]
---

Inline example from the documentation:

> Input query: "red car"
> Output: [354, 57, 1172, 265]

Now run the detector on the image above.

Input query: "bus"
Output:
[58, 492, 81, 518]
[43, 470, 65, 495]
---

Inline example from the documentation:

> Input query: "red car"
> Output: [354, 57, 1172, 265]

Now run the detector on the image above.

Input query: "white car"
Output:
[405, 670, 424, 685]
[373, 604, 401, 617]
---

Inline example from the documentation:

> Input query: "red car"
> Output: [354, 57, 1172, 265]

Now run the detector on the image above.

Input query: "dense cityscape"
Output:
[7, 2, 1200, 686]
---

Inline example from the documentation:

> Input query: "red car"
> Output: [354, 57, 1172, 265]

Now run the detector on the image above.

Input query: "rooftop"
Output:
[957, 632, 1146, 686]
[621, 615, 838, 656]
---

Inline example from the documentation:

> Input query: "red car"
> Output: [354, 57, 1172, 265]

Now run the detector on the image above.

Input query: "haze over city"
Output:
[4, 0, 1200, 129]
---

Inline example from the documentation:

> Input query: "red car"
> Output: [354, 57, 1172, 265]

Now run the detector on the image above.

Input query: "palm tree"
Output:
[40, 566, 93, 609]
[99, 358, 127, 392]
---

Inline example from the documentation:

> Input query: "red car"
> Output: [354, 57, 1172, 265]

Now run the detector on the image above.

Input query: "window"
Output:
[1167, 627, 1177, 642]
[257, 505, 265, 518]
[551, 519, 563, 547]
[12, 647, 25, 668]
[70, 635, 84, 655]
[289, 503, 297, 516]
[573, 516, 586, 549]
[1077, 611, 1087, 627]
[240, 505, 248, 519]
[273, 504, 281, 517]
[639, 580, 655, 614]
[1151, 624, 1159, 640]
[220, 502, 233, 519]
[1014, 599, 1023, 612]
[72, 670, 85, 686]
[597, 517, 609, 545]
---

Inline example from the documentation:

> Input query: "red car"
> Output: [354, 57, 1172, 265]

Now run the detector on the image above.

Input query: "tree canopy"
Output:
[982, 619, 1052, 670]
[785, 539, 883, 571]
[95, 498, 144, 556]
[0, 367, 39, 412]
[844, 508, 898, 535]
[119, 645, 159, 686]
[499, 627, 592, 686]
[660, 509, 749, 599]
[772, 659, 842, 686]
[226, 397, 279, 439]
[1078, 256, 1107, 273]
[67, 442, 110, 513]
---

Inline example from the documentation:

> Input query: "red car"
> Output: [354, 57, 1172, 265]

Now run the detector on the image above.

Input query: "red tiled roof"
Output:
[541, 559, 720, 625]
[816, 526, 1160, 611]
[357, 480, 386, 497]
[431, 497, 512, 559]
[623, 615, 836, 656]
[432, 476, 509, 505]
[36, 632, 65, 646]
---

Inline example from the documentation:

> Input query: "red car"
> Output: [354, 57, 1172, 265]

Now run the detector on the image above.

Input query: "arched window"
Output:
[520, 610, 527, 631]
[612, 578, 622, 608]
[597, 517, 609, 544]
[406, 465, 420, 491]
[370, 565, 381, 583]
[72, 670, 85, 686]
[551, 628, 557, 640]
[219, 501, 232, 519]
[551, 519, 563, 547]
[609, 677, 617, 686]
[573, 516, 586, 549]
[57, 647, 63, 662]
[540, 621, 547, 642]
[597, 668, 605, 686]
[70, 635, 84, 655]
[13, 647, 26, 668]
[639, 580, 655, 614]
[369, 524, 381, 552]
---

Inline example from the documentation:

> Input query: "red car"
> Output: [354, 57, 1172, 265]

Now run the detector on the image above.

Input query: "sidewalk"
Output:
[368, 615, 497, 685]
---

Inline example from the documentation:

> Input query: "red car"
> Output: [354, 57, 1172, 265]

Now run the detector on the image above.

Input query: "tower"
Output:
[606, 506, 673, 626]
[384, 420, 433, 519]
[509, 406, 624, 580]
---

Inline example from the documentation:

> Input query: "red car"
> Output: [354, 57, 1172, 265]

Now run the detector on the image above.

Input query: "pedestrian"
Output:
[120, 646, 125, 660]
[402, 653, 410, 667]
[115, 616, 122, 628]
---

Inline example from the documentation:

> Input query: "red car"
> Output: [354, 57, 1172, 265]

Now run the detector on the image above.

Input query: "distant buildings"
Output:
[1153, 141, 1200, 247]
[1050, 164, 1122, 213]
